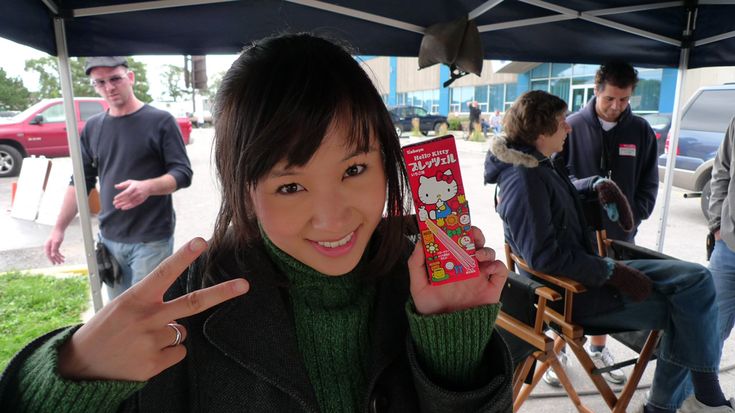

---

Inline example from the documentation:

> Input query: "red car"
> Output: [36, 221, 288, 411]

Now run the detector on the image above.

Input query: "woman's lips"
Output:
[309, 229, 358, 257]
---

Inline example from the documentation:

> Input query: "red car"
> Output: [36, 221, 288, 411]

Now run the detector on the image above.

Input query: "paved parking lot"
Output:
[1, 129, 732, 409]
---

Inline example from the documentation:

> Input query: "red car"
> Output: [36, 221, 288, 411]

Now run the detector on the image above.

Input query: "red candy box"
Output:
[402, 135, 480, 285]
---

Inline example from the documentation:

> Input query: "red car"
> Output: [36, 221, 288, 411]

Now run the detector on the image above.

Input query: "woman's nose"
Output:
[310, 190, 350, 231]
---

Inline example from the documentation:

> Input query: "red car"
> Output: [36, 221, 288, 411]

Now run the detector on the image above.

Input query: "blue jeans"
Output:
[710, 239, 735, 342]
[100, 235, 174, 300]
[574, 259, 720, 410]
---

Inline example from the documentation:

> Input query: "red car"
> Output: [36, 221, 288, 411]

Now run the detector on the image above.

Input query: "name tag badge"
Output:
[619, 144, 637, 157]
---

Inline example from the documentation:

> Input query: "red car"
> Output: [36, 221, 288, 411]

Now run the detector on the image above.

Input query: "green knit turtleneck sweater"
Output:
[264, 237, 374, 412]
[262, 236, 500, 412]
[8, 237, 500, 413]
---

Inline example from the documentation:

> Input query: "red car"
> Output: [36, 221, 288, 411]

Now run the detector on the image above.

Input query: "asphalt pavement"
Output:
[0, 129, 732, 410]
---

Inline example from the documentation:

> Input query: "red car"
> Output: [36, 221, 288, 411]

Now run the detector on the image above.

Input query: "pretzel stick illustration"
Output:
[425, 219, 476, 269]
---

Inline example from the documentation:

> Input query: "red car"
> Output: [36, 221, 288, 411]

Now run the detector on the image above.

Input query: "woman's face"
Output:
[250, 121, 387, 276]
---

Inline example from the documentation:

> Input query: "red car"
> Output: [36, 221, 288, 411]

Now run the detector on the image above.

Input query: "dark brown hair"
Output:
[595, 60, 639, 91]
[503, 90, 567, 146]
[206, 33, 409, 283]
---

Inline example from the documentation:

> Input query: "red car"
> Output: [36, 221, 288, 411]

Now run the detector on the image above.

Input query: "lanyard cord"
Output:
[92, 113, 107, 170]
[599, 127, 615, 179]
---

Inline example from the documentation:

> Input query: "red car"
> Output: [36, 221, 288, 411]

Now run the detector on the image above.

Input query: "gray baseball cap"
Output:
[85, 56, 128, 75]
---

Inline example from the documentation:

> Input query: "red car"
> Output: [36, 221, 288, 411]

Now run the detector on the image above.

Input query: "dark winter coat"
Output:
[484, 137, 623, 319]
[560, 97, 659, 242]
[0, 235, 513, 413]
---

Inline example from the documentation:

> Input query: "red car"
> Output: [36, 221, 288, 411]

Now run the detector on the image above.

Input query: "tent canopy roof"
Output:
[2, 1, 735, 69]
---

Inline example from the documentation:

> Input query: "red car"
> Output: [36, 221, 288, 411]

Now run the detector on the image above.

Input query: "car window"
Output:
[79, 101, 105, 121]
[38, 103, 66, 123]
[682, 90, 735, 133]
[642, 114, 669, 128]
[414, 107, 428, 117]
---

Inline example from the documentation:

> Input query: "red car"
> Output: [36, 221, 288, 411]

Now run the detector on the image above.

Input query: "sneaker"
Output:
[589, 347, 627, 385]
[542, 351, 568, 387]
[679, 396, 735, 413]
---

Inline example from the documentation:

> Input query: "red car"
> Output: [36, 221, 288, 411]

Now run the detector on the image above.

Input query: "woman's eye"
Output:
[344, 164, 367, 177]
[277, 183, 303, 194]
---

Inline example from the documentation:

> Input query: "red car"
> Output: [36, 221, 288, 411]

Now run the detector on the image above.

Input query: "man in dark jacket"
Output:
[561, 61, 658, 243]
[555, 61, 659, 385]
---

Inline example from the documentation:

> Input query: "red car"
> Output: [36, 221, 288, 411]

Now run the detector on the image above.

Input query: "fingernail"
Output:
[189, 238, 206, 252]
[232, 279, 248, 293]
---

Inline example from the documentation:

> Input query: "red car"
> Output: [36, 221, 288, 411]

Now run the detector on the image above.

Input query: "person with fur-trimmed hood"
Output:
[483, 90, 732, 413]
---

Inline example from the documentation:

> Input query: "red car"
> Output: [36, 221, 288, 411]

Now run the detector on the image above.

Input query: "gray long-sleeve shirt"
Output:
[77, 104, 193, 243]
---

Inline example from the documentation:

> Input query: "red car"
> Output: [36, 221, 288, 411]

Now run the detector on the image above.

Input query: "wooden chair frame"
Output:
[504, 238, 662, 413]
[496, 270, 594, 412]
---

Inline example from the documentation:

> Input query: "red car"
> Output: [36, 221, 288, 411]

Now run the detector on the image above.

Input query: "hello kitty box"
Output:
[402, 135, 480, 285]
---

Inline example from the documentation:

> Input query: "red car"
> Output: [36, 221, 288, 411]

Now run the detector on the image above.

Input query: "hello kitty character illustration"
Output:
[417, 169, 458, 225]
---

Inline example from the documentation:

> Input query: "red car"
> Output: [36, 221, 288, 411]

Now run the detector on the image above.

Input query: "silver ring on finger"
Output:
[167, 323, 183, 347]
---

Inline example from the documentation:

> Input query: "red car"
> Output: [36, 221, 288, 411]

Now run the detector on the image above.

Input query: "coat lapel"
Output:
[202, 247, 320, 412]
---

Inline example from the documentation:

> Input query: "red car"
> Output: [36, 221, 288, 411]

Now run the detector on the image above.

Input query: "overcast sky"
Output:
[0, 37, 238, 101]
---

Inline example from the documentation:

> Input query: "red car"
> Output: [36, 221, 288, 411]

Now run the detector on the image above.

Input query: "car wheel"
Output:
[434, 122, 444, 136]
[701, 180, 711, 220]
[420, 129, 429, 136]
[395, 126, 402, 137]
[0, 144, 23, 177]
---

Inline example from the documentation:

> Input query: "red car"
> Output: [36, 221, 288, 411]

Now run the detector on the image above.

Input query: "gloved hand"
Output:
[605, 262, 652, 302]
[594, 178, 634, 232]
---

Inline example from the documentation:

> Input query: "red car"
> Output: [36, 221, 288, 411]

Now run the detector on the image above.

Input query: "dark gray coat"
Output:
[1, 237, 513, 413]
[484, 137, 623, 319]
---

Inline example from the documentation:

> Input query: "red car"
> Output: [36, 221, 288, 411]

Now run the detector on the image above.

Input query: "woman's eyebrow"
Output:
[267, 147, 379, 178]
[342, 147, 378, 162]
[268, 169, 296, 179]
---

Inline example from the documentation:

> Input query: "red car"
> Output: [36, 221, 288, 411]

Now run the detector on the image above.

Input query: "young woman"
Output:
[0, 34, 512, 412]
[484, 90, 732, 413]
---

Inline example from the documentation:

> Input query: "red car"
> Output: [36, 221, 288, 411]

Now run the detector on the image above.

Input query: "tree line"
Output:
[0, 56, 222, 112]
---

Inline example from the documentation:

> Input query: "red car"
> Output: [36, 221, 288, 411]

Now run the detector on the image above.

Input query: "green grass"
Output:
[0, 272, 90, 370]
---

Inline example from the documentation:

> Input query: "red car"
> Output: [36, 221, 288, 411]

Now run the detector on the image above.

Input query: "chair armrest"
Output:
[536, 286, 562, 302]
[497, 313, 553, 352]
[509, 252, 587, 293]
[605, 239, 677, 261]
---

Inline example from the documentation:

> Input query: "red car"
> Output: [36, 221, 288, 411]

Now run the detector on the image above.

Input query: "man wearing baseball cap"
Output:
[45, 56, 193, 300]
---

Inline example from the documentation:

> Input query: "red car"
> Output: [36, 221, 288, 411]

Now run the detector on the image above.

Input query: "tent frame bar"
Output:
[478, 15, 576, 32]
[585, 2, 683, 16]
[697, 29, 735, 46]
[287, 0, 425, 34]
[469, 0, 504, 20]
[520, 0, 681, 46]
[74, 0, 232, 18]
[42, 0, 59, 15]
[53, 17, 104, 312]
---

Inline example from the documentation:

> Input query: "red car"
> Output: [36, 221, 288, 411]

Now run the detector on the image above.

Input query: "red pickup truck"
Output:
[0, 97, 192, 177]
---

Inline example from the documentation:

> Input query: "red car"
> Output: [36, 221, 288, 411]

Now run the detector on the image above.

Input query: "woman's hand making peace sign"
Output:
[57, 238, 249, 382]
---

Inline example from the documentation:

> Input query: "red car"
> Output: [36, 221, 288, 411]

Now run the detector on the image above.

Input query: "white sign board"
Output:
[36, 158, 73, 226]
[10, 157, 50, 221]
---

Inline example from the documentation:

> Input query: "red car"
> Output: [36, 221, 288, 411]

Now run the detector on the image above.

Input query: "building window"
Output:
[505, 83, 518, 105]
[489, 84, 504, 112]
[550, 78, 571, 103]
[399, 89, 440, 113]
[449, 86, 473, 113]
[475, 85, 489, 112]
[531, 80, 548, 91]
[632, 69, 662, 112]
[551, 63, 573, 78]
[531, 63, 550, 79]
